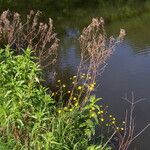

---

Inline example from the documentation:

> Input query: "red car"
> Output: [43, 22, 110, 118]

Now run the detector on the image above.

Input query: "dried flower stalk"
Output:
[68, 17, 125, 106]
[0, 10, 59, 68]
[116, 93, 150, 150]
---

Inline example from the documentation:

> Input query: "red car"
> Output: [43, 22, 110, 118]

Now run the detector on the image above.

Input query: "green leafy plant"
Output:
[0, 47, 111, 150]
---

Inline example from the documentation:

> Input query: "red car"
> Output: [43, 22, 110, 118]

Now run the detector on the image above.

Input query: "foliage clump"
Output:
[0, 47, 112, 150]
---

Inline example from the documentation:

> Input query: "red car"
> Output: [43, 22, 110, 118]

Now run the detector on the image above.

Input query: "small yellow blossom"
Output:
[100, 118, 104, 122]
[62, 84, 66, 88]
[67, 90, 71, 94]
[89, 86, 94, 91]
[109, 115, 112, 118]
[73, 97, 77, 100]
[98, 111, 101, 114]
[90, 84, 95, 88]
[73, 75, 77, 78]
[93, 82, 96, 85]
[100, 110, 104, 114]
[106, 124, 109, 126]
[58, 110, 61, 114]
[72, 82, 75, 84]
[112, 121, 115, 124]
[90, 113, 95, 117]
[57, 80, 61, 83]
[98, 111, 103, 114]
[121, 128, 124, 131]
[88, 76, 92, 79]
[64, 107, 68, 111]
[123, 121, 125, 124]
[81, 75, 84, 78]
[91, 107, 95, 110]
[70, 108, 73, 112]
[77, 86, 82, 90]
[75, 103, 78, 107]
[112, 118, 116, 121]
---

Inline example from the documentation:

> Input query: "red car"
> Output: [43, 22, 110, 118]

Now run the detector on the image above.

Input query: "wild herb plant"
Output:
[0, 47, 111, 150]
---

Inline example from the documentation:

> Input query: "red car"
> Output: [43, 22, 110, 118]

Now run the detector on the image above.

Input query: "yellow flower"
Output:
[62, 84, 66, 88]
[58, 110, 61, 114]
[67, 90, 71, 94]
[90, 84, 95, 88]
[77, 86, 82, 90]
[98, 111, 101, 114]
[100, 118, 104, 122]
[70, 108, 73, 112]
[91, 107, 95, 110]
[109, 115, 112, 118]
[73, 75, 77, 78]
[75, 103, 78, 107]
[81, 75, 84, 78]
[116, 127, 119, 130]
[88, 76, 92, 79]
[72, 82, 75, 84]
[100, 110, 104, 114]
[112, 121, 115, 124]
[89, 86, 94, 91]
[57, 80, 61, 83]
[123, 121, 125, 124]
[121, 128, 124, 131]
[64, 107, 67, 110]
[93, 82, 96, 85]
[112, 117, 116, 121]
[73, 97, 77, 100]
[90, 113, 95, 117]
[106, 124, 109, 126]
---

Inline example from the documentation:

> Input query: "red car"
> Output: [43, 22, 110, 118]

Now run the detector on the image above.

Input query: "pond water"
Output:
[1, 1, 150, 149]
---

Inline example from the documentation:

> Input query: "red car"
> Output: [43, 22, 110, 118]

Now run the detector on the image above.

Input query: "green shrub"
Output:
[0, 47, 111, 150]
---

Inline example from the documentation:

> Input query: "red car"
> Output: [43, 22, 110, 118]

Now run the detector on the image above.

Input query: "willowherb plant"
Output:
[68, 17, 126, 106]
[0, 10, 59, 68]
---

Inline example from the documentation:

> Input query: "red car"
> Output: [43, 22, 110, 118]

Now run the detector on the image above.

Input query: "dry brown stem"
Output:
[117, 92, 150, 150]
[68, 17, 125, 106]
[0, 10, 59, 68]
